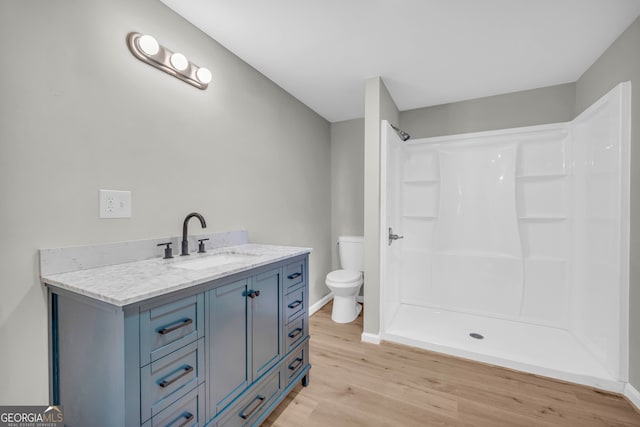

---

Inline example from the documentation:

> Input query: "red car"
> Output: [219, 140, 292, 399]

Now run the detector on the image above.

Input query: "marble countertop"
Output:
[41, 243, 311, 307]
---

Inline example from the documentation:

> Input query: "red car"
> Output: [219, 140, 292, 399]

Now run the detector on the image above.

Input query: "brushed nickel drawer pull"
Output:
[158, 318, 193, 335]
[288, 327, 303, 339]
[240, 394, 266, 420]
[170, 412, 194, 427]
[287, 272, 301, 280]
[287, 300, 302, 309]
[288, 357, 303, 371]
[159, 365, 193, 388]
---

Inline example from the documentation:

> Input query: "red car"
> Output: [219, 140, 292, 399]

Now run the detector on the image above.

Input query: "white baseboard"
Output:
[309, 292, 333, 316]
[625, 382, 640, 412]
[357, 295, 364, 303]
[361, 332, 381, 345]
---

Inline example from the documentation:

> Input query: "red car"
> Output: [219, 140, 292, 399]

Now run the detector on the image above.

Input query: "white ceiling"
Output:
[160, 0, 640, 123]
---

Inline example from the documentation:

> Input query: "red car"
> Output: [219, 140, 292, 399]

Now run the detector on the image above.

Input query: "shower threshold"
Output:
[382, 304, 623, 392]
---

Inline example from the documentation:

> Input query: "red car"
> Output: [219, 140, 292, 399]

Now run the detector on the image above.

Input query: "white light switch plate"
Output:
[99, 190, 132, 218]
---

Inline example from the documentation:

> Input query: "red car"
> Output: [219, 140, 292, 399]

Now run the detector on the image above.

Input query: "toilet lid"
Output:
[327, 269, 361, 283]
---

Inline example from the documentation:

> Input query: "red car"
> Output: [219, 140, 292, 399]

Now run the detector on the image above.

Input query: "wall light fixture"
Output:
[127, 32, 212, 90]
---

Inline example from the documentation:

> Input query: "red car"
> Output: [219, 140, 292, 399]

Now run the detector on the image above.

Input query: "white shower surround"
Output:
[379, 82, 631, 392]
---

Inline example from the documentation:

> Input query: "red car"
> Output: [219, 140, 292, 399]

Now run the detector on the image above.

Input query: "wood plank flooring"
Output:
[264, 303, 640, 426]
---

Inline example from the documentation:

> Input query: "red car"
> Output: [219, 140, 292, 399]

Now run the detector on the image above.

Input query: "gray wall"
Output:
[0, 0, 331, 404]
[330, 119, 364, 270]
[575, 15, 640, 390]
[363, 77, 399, 336]
[400, 83, 576, 139]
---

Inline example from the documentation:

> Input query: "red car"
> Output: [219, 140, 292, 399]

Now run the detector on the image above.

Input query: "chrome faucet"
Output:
[388, 227, 404, 246]
[181, 212, 207, 256]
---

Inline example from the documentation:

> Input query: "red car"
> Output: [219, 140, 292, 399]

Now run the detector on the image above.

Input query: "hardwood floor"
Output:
[264, 303, 640, 426]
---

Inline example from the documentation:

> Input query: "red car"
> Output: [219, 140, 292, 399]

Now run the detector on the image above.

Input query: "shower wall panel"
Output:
[381, 125, 405, 328]
[395, 146, 439, 310]
[516, 130, 571, 326]
[394, 125, 572, 328]
[570, 82, 630, 380]
[432, 141, 523, 317]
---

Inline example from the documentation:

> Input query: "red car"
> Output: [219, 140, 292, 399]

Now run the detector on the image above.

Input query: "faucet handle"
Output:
[157, 242, 174, 259]
[198, 238, 210, 253]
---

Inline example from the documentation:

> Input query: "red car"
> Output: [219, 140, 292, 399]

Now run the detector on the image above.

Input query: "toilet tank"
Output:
[338, 236, 364, 271]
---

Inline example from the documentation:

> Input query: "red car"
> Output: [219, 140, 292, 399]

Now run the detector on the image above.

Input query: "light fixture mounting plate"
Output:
[126, 32, 210, 90]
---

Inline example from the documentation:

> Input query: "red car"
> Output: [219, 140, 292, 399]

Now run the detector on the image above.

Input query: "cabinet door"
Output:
[209, 279, 249, 415]
[250, 268, 282, 380]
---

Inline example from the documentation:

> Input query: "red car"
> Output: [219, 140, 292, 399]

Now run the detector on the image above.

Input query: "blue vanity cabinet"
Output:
[207, 267, 282, 420]
[208, 278, 250, 415]
[281, 259, 310, 389]
[51, 292, 140, 426]
[49, 291, 207, 427]
[47, 253, 310, 427]
[250, 267, 283, 380]
[212, 259, 309, 427]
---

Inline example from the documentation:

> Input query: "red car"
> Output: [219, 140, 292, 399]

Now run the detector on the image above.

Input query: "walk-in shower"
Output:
[379, 82, 630, 391]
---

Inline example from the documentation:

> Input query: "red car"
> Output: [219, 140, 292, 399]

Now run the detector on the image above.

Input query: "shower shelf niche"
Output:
[402, 179, 440, 184]
[526, 255, 567, 262]
[518, 216, 567, 221]
[516, 173, 568, 180]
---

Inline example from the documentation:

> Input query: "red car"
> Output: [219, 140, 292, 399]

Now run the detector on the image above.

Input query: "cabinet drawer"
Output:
[218, 369, 281, 427]
[285, 287, 305, 323]
[285, 315, 306, 354]
[141, 339, 204, 422]
[283, 260, 304, 292]
[284, 341, 308, 386]
[140, 294, 203, 366]
[141, 383, 205, 427]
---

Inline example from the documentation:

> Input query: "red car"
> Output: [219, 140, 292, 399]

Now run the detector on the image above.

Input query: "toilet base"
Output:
[331, 296, 362, 323]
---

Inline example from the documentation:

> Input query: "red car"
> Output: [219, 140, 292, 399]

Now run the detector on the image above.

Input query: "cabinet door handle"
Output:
[169, 412, 194, 427]
[287, 300, 302, 309]
[159, 365, 193, 388]
[287, 272, 302, 280]
[158, 318, 193, 335]
[288, 357, 303, 371]
[240, 394, 266, 420]
[288, 327, 303, 339]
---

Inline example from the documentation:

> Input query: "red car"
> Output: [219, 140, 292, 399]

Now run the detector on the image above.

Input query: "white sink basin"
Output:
[172, 252, 256, 271]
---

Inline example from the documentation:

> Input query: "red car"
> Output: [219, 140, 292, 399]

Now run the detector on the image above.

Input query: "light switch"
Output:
[99, 190, 132, 218]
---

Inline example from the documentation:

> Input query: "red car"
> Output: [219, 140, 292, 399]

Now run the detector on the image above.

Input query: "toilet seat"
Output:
[326, 269, 362, 286]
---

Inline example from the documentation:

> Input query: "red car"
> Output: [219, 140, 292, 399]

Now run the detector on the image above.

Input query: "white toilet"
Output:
[325, 236, 364, 323]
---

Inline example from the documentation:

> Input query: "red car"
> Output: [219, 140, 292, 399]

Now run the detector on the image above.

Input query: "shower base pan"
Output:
[382, 304, 623, 392]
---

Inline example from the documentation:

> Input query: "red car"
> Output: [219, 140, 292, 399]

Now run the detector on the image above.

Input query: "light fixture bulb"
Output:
[138, 34, 159, 56]
[170, 53, 188, 71]
[196, 67, 212, 84]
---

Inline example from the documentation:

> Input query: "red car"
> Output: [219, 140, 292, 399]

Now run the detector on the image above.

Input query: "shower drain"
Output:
[469, 332, 484, 340]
